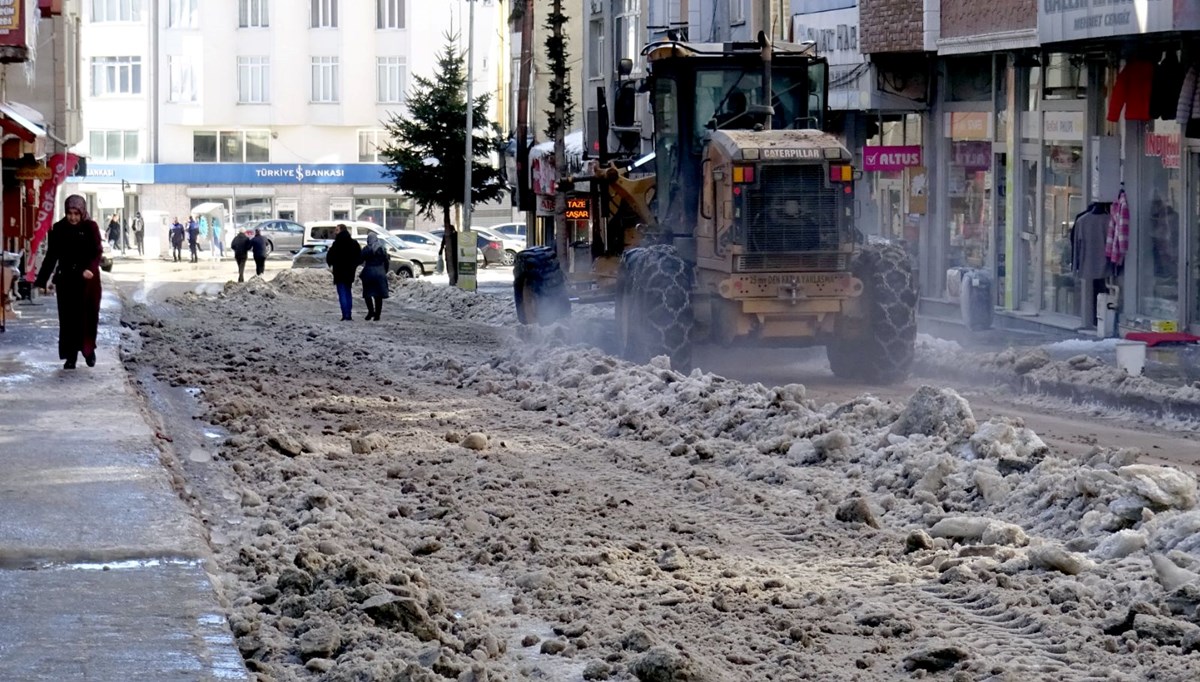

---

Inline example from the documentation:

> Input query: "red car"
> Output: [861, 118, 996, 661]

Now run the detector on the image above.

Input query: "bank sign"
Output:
[75, 163, 392, 185]
[1039, 0, 1200, 43]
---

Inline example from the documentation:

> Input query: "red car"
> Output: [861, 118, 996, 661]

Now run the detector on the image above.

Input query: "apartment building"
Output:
[65, 0, 505, 243]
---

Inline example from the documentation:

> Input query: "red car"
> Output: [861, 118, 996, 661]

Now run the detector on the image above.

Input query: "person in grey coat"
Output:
[359, 233, 390, 321]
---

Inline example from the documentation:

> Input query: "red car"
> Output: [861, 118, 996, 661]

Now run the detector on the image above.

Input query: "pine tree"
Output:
[379, 36, 506, 232]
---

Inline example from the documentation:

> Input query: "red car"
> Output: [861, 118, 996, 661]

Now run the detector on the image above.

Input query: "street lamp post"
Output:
[462, 0, 475, 233]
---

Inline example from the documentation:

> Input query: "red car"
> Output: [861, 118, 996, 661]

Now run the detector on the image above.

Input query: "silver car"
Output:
[387, 230, 441, 274]
[243, 219, 306, 256]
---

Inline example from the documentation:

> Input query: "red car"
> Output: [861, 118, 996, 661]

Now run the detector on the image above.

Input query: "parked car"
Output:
[428, 229, 505, 267]
[290, 242, 419, 279]
[386, 230, 441, 274]
[473, 227, 524, 266]
[490, 222, 527, 243]
[302, 220, 425, 277]
[241, 219, 306, 256]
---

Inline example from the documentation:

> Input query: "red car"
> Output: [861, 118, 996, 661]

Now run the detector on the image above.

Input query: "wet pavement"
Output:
[0, 283, 248, 680]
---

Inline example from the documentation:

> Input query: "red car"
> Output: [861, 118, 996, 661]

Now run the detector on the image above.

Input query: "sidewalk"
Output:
[0, 285, 248, 680]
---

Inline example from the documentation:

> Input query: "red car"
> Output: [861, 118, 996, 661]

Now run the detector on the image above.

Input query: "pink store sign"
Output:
[862, 145, 922, 172]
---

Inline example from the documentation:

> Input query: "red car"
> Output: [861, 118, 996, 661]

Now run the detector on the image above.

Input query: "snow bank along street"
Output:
[120, 269, 1200, 680]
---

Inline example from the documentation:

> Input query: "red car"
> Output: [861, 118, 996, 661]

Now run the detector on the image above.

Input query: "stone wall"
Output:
[940, 0, 1034, 38]
[860, 0, 925, 53]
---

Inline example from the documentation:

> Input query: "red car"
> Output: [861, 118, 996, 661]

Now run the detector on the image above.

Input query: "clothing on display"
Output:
[1177, 66, 1199, 125]
[1152, 52, 1186, 120]
[1105, 188, 1130, 266]
[1072, 204, 1111, 280]
[1107, 60, 1155, 122]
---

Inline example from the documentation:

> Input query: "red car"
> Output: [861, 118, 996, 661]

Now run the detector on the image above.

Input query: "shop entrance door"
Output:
[878, 176, 904, 241]
[1017, 156, 1041, 312]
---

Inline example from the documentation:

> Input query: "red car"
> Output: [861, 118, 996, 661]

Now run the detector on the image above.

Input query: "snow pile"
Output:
[122, 271, 1200, 681]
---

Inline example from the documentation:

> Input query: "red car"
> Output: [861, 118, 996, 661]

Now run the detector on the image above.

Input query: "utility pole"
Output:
[463, 0, 477, 232]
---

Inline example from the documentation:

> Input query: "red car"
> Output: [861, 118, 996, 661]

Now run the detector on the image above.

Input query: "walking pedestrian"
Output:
[230, 230, 251, 282]
[131, 212, 145, 256]
[169, 218, 185, 262]
[325, 224, 362, 320]
[249, 228, 268, 277]
[33, 195, 103, 370]
[186, 217, 200, 263]
[106, 213, 121, 251]
[359, 233, 390, 321]
[210, 216, 224, 260]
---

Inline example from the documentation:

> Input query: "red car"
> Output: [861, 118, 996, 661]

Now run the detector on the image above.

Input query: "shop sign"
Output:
[15, 163, 52, 180]
[951, 141, 991, 171]
[791, 7, 864, 67]
[154, 163, 391, 185]
[947, 112, 991, 140]
[862, 145, 922, 172]
[530, 155, 557, 196]
[1038, 0, 1196, 43]
[1144, 127, 1180, 170]
[1043, 111, 1083, 141]
[565, 196, 591, 220]
[535, 195, 555, 217]
[0, 0, 27, 56]
[26, 152, 80, 283]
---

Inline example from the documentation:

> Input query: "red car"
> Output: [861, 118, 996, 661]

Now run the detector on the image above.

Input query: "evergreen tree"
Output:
[379, 36, 506, 231]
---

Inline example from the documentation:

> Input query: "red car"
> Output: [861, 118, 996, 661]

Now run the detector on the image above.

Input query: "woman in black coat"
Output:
[359, 233, 390, 321]
[249, 229, 268, 276]
[33, 195, 103, 369]
[230, 231, 251, 282]
[325, 225, 362, 320]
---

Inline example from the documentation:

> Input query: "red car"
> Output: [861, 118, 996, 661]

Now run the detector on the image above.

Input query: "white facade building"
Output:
[66, 0, 507, 242]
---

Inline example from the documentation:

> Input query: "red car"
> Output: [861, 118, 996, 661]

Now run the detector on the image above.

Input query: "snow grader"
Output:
[513, 34, 918, 383]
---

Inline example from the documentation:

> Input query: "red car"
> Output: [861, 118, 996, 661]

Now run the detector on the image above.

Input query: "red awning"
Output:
[40, 0, 64, 18]
[0, 102, 46, 143]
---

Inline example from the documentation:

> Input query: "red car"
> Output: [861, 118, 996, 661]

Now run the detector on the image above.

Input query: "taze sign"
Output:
[862, 146, 922, 172]
[26, 152, 80, 282]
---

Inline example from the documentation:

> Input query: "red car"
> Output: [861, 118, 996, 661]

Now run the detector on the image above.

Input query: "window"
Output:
[311, 0, 337, 27]
[311, 57, 339, 102]
[613, 0, 640, 75]
[238, 57, 270, 103]
[193, 130, 271, 162]
[376, 57, 406, 103]
[91, 0, 142, 22]
[729, 0, 745, 24]
[90, 56, 142, 96]
[88, 130, 140, 162]
[168, 55, 197, 102]
[358, 130, 385, 162]
[239, 0, 268, 27]
[588, 19, 602, 78]
[168, 0, 198, 27]
[377, 0, 403, 28]
[354, 197, 412, 231]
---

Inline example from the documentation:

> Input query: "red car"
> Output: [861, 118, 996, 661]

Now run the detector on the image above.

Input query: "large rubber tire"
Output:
[513, 246, 571, 325]
[616, 245, 694, 371]
[827, 240, 918, 384]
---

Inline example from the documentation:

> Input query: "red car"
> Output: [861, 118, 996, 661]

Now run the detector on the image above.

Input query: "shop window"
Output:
[1191, 152, 1200, 329]
[235, 199, 273, 227]
[1042, 53, 1085, 101]
[354, 196, 412, 231]
[1137, 120, 1182, 322]
[946, 56, 992, 103]
[1041, 141, 1084, 316]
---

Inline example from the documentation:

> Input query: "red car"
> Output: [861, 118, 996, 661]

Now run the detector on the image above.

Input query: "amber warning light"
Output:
[565, 197, 591, 220]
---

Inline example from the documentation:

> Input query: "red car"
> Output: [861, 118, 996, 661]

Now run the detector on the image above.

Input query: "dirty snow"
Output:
[120, 269, 1200, 681]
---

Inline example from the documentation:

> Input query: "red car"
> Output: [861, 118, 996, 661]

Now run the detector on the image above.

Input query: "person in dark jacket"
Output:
[249, 228, 268, 276]
[33, 195, 103, 369]
[359, 233, 390, 321]
[230, 230, 251, 282]
[106, 214, 121, 252]
[186, 217, 200, 263]
[131, 212, 145, 256]
[169, 218, 185, 262]
[325, 224, 362, 320]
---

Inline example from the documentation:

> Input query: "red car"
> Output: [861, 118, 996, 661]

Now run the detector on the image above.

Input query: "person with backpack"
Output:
[131, 212, 145, 256]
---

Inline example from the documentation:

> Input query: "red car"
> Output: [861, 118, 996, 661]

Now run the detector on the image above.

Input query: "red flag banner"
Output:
[25, 152, 79, 282]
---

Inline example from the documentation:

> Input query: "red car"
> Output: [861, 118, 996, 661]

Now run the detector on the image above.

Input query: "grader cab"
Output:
[514, 35, 918, 383]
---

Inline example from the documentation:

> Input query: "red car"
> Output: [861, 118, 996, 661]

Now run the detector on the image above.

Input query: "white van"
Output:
[302, 220, 430, 277]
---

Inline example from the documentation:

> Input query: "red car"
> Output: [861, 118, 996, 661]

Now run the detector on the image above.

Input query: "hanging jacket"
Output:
[1151, 52, 1185, 120]
[1177, 66, 1199, 127]
[1107, 60, 1154, 122]
[1105, 189, 1130, 266]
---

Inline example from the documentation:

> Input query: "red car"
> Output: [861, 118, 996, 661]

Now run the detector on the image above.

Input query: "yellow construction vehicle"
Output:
[514, 34, 918, 383]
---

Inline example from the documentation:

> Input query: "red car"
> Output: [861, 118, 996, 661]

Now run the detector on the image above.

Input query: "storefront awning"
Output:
[0, 102, 46, 143]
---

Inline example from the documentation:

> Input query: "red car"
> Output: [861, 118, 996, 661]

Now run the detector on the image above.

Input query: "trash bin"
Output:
[958, 268, 993, 331]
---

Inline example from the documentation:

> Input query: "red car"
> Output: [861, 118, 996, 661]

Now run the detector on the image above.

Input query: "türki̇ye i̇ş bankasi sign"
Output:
[1039, 0, 1200, 43]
